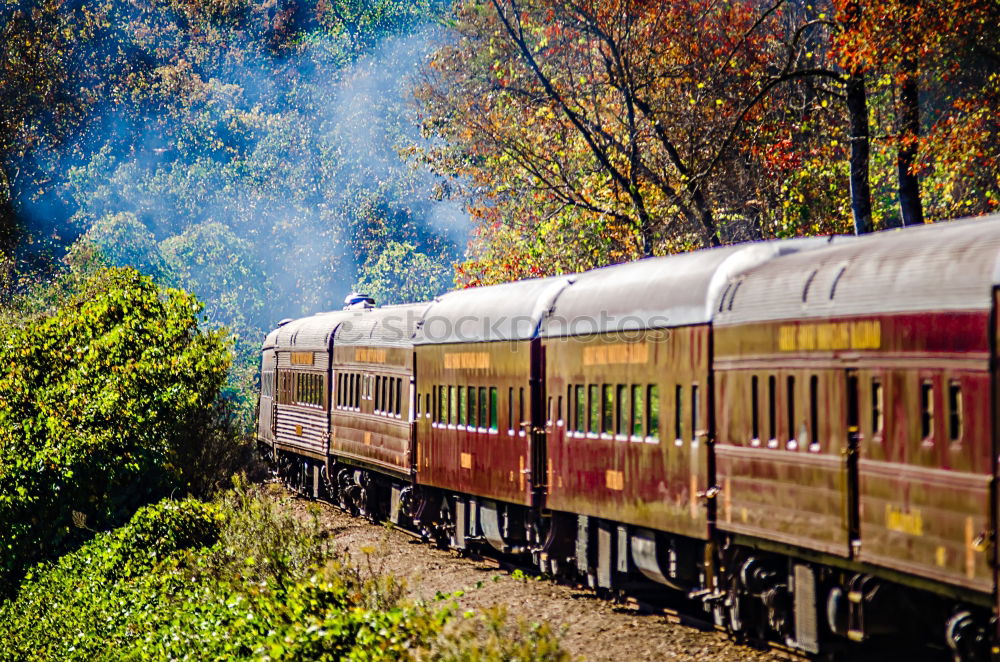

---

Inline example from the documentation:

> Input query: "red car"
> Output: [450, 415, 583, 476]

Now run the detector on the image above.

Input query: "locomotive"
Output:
[257, 214, 1000, 659]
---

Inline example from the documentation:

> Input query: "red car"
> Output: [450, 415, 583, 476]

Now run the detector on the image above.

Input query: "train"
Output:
[256, 214, 1000, 660]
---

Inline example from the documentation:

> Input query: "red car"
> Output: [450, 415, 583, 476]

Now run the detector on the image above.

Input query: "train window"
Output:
[547, 396, 553, 425]
[383, 377, 389, 415]
[399, 378, 404, 416]
[921, 381, 934, 439]
[632, 385, 644, 437]
[353, 374, 359, 408]
[508, 388, 514, 431]
[441, 385, 450, 423]
[425, 393, 430, 418]
[751, 375, 760, 441]
[588, 384, 600, 434]
[519, 387, 526, 428]
[602, 385, 614, 434]
[558, 395, 564, 425]
[573, 385, 583, 433]
[335, 373, 341, 408]
[479, 387, 488, 429]
[375, 376, 382, 412]
[647, 385, 660, 439]
[468, 386, 477, 427]
[871, 379, 884, 437]
[786, 376, 795, 442]
[467, 387, 477, 428]
[768, 375, 777, 441]
[691, 384, 699, 440]
[293, 372, 322, 408]
[449, 385, 457, 423]
[616, 385, 628, 436]
[416, 386, 421, 416]
[458, 386, 466, 425]
[387, 378, 394, 416]
[431, 386, 437, 422]
[810, 376, 819, 449]
[674, 385, 683, 441]
[948, 381, 962, 442]
[490, 387, 498, 431]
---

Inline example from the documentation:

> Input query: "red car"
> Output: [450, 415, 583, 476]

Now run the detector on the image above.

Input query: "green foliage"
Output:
[0, 266, 231, 592]
[354, 240, 452, 305]
[1, 0, 461, 427]
[79, 212, 171, 282]
[0, 484, 568, 661]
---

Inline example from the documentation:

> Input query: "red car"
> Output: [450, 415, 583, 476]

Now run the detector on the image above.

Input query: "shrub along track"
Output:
[271, 484, 781, 662]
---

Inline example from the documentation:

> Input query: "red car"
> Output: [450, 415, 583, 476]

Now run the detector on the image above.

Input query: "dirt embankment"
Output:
[277, 488, 778, 662]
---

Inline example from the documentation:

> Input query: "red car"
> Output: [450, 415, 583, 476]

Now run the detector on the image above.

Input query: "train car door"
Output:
[993, 287, 1000, 653]
[258, 347, 277, 448]
[845, 368, 861, 554]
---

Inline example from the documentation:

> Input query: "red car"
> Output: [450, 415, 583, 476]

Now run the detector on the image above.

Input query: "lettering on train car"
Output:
[885, 504, 923, 536]
[777, 320, 881, 352]
[582, 342, 649, 366]
[290, 351, 314, 365]
[355, 348, 387, 363]
[443, 351, 490, 370]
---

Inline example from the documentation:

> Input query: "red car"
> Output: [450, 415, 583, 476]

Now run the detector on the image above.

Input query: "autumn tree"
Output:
[832, 0, 1000, 226]
[419, 0, 863, 283]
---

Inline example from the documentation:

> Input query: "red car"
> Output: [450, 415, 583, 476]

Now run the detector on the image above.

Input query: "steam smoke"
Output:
[22, 18, 468, 350]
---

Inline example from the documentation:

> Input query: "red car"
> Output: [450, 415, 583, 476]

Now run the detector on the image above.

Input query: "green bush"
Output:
[0, 266, 231, 592]
[0, 485, 569, 662]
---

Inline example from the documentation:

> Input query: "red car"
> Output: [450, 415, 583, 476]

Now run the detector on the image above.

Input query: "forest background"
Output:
[1, 0, 998, 399]
[0, 1, 996, 653]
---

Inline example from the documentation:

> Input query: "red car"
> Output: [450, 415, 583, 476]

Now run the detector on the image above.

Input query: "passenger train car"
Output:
[257, 214, 1000, 660]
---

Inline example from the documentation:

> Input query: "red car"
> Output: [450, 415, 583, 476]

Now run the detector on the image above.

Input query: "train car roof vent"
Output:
[829, 266, 847, 300]
[343, 292, 375, 310]
[277, 318, 294, 327]
[802, 269, 818, 303]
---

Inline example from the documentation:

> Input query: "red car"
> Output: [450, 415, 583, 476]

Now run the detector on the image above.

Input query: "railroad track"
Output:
[281, 480, 812, 662]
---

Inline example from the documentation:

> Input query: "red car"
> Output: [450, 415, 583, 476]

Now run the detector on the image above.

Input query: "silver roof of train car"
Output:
[539, 237, 835, 337]
[715, 214, 1000, 325]
[272, 311, 356, 351]
[262, 327, 280, 350]
[414, 275, 575, 344]
[334, 302, 432, 348]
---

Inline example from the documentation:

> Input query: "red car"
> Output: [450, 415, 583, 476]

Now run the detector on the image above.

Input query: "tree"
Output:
[353, 240, 452, 305]
[0, 267, 230, 591]
[831, 0, 1000, 226]
[418, 0, 863, 283]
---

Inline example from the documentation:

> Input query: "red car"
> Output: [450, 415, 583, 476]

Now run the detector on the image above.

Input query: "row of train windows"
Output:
[335, 372, 404, 417]
[277, 372, 324, 408]
[749, 375, 963, 445]
[424, 385, 500, 431]
[562, 384, 677, 441]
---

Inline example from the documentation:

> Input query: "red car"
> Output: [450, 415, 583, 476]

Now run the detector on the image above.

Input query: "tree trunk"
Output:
[845, 72, 873, 234]
[896, 59, 924, 225]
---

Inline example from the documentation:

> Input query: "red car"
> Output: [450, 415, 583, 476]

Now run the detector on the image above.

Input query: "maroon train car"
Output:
[411, 276, 573, 552]
[260, 311, 352, 494]
[536, 239, 826, 591]
[328, 303, 428, 518]
[712, 216, 1000, 655]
